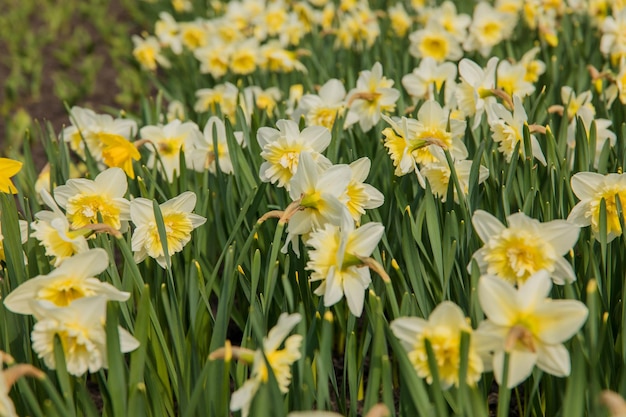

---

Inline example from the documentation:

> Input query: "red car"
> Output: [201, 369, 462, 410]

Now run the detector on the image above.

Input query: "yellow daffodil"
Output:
[100, 133, 141, 179]
[478, 271, 588, 388]
[471, 210, 580, 285]
[30, 296, 139, 376]
[130, 191, 206, 268]
[3, 248, 129, 315]
[0, 158, 22, 194]
[391, 302, 492, 389]
[568, 172, 626, 242]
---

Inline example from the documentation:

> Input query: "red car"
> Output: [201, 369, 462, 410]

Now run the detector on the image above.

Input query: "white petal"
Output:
[264, 313, 302, 353]
[343, 273, 366, 316]
[390, 317, 427, 349]
[350, 222, 384, 256]
[535, 343, 570, 377]
[542, 220, 580, 255]
[472, 210, 505, 243]
[533, 300, 588, 344]
[478, 275, 518, 326]
[493, 349, 537, 388]
[516, 271, 552, 311]
[571, 172, 604, 200]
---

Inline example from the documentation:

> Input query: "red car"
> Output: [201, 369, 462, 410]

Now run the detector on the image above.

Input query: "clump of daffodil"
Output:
[391, 301, 493, 389]
[210, 313, 302, 417]
[0, 158, 22, 194]
[53, 168, 131, 232]
[306, 219, 385, 316]
[130, 191, 207, 268]
[470, 210, 580, 286]
[477, 271, 588, 388]
[568, 171, 626, 243]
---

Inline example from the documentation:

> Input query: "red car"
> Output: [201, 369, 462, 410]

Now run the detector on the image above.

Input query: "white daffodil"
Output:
[568, 172, 626, 243]
[463, 2, 516, 57]
[54, 167, 131, 232]
[30, 296, 139, 377]
[228, 313, 302, 417]
[282, 153, 351, 255]
[257, 119, 332, 190]
[140, 119, 204, 183]
[489, 95, 546, 165]
[60, 106, 137, 162]
[30, 189, 90, 266]
[383, 100, 467, 174]
[390, 301, 493, 389]
[408, 22, 463, 63]
[186, 116, 244, 174]
[478, 271, 588, 388]
[470, 210, 580, 286]
[600, 8, 626, 63]
[402, 57, 457, 103]
[344, 62, 400, 132]
[455, 57, 499, 129]
[130, 191, 207, 268]
[292, 79, 347, 130]
[3, 248, 129, 315]
[496, 60, 535, 98]
[419, 147, 489, 203]
[306, 220, 384, 316]
[340, 157, 384, 224]
[194, 82, 240, 120]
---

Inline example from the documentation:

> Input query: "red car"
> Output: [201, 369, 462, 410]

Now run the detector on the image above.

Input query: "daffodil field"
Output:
[3, 0, 626, 416]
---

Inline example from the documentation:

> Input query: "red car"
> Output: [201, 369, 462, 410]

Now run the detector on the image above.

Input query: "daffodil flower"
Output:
[455, 57, 499, 129]
[3, 248, 129, 315]
[186, 116, 244, 174]
[257, 119, 332, 190]
[391, 301, 493, 389]
[54, 167, 131, 232]
[470, 210, 580, 285]
[306, 220, 384, 316]
[211, 313, 302, 417]
[0, 158, 22, 194]
[140, 119, 204, 183]
[567, 171, 626, 242]
[130, 191, 206, 268]
[478, 271, 588, 388]
[29, 296, 139, 376]
[100, 133, 141, 179]
[292, 79, 347, 130]
[344, 62, 400, 133]
[282, 152, 351, 255]
[30, 189, 90, 266]
[340, 157, 384, 224]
